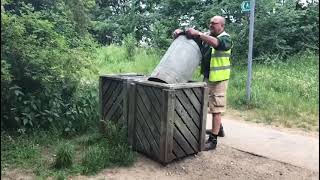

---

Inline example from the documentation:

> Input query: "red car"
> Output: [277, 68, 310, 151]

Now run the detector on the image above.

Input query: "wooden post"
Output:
[122, 80, 129, 130]
[99, 76, 107, 134]
[99, 76, 103, 121]
[199, 86, 208, 151]
[159, 89, 175, 163]
[127, 82, 137, 148]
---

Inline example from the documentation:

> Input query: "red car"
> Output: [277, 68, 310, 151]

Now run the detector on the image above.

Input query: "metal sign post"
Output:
[245, 0, 255, 103]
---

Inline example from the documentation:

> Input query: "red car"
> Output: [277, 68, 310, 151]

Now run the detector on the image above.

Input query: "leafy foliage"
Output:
[1, 0, 319, 133]
[122, 33, 137, 61]
[93, 0, 318, 61]
[1, 1, 98, 132]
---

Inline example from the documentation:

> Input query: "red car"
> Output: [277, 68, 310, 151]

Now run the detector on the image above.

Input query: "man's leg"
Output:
[212, 113, 221, 135]
[205, 113, 221, 150]
[205, 80, 228, 150]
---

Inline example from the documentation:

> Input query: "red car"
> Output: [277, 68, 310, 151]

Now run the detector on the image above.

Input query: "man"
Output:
[173, 16, 233, 151]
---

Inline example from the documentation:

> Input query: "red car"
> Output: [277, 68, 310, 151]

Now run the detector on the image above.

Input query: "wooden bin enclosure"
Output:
[99, 74, 146, 129]
[128, 80, 208, 164]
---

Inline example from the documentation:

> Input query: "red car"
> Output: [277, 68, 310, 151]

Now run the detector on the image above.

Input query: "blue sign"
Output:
[241, 1, 251, 12]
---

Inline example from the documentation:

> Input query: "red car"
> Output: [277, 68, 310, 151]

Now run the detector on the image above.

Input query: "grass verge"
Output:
[1, 122, 136, 179]
[228, 52, 319, 131]
[94, 46, 318, 131]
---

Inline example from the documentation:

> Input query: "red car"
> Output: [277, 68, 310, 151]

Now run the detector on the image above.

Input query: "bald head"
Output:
[212, 16, 225, 26]
[209, 16, 226, 36]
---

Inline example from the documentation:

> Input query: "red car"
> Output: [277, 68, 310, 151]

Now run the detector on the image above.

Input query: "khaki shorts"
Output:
[207, 80, 229, 113]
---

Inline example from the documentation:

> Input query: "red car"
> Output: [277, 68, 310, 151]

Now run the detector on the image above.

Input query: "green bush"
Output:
[122, 33, 137, 61]
[1, 2, 98, 133]
[229, 1, 319, 64]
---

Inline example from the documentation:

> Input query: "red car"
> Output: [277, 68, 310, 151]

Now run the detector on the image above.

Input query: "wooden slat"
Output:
[136, 108, 160, 156]
[135, 120, 151, 153]
[173, 137, 187, 158]
[175, 90, 200, 123]
[102, 79, 112, 95]
[136, 86, 161, 130]
[100, 74, 144, 81]
[199, 86, 208, 151]
[102, 80, 117, 104]
[173, 125, 195, 155]
[102, 80, 114, 115]
[151, 87, 162, 106]
[103, 83, 122, 115]
[136, 93, 160, 137]
[143, 87, 161, 118]
[136, 102, 160, 144]
[109, 105, 122, 123]
[103, 80, 119, 104]
[175, 100, 200, 137]
[135, 80, 206, 89]
[174, 112, 199, 151]
[169, 82, 206, 89]
[192, 87, 202, 103]
[105, 90, 123, 120]
[182, 89, 201, 114]
[135, 80, 173, 89]
[104, 88, 123, 120]
[102, 82, 119, 116]
[134, 131, 145, 152]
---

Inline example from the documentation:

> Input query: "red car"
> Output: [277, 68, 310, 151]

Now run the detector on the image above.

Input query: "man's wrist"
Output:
[198, 32, 203, 38]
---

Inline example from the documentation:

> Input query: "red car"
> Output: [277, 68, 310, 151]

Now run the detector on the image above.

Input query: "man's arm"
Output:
[186, 28, 220, 48]
[187, 28, 232, 51]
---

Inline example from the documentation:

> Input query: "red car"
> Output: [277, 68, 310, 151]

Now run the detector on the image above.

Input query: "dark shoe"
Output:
[205, 133, 214, 143]
[205, 124, 225, 137]
[205, 136, 217, 151]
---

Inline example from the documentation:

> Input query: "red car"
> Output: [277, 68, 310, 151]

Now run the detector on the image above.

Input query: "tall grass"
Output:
[2, 45, 318, 179]
[93, 46, 318, 131]
[94, 45, 161, 77]
[1, 121, 136, 179]
[228, 52, 319, 131]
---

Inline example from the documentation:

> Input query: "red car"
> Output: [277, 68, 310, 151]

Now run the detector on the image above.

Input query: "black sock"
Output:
[208, 133, 218, 141]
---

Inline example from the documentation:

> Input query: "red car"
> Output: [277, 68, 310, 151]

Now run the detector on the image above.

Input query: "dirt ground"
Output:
[2, 143, 319, 180]
[69, 144, 318, 180]
[2, 115, 319, 180]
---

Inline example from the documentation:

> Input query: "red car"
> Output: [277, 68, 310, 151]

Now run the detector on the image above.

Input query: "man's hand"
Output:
[186, 28, 201, 38]
[173, 29, 184, 39]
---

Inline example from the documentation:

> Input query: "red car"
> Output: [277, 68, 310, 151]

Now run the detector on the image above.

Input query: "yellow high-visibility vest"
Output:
[209, 32, 232, 82]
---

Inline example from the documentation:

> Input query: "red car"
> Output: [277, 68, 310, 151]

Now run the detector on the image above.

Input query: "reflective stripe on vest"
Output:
[209, 32, 232, 82]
